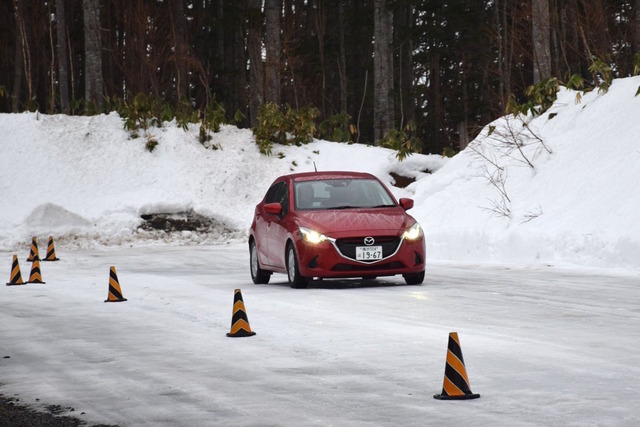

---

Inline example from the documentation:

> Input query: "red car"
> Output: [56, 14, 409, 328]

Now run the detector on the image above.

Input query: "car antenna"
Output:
[313, 161, 318, 172]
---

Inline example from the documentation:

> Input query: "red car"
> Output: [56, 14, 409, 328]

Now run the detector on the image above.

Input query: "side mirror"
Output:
[264, 202, 283, 215]
[399, 198, 414, 210]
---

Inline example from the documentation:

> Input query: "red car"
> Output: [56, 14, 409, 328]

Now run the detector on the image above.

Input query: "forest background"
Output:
[2, 0, 639, 156]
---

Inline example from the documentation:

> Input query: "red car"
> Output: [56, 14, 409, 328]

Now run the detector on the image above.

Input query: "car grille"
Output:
[333, 236, 401, 263]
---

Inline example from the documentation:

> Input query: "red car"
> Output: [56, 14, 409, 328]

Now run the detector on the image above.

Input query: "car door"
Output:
[255, 182, 282, 267]
[268, 181, 291, 270]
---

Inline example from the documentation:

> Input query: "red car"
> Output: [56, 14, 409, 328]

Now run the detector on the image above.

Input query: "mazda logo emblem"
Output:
[364, 237, 375, 246]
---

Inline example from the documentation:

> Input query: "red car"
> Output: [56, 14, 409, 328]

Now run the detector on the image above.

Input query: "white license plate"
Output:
[356, 246, 382, 261]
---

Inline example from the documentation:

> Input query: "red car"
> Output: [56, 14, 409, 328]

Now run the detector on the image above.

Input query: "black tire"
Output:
[250, 240, 271, 284]
[403, 271, 425, 285]
[286, 243, 308, 289]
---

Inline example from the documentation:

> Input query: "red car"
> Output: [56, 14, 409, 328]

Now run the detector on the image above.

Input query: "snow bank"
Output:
[0, 112, 442, 248]
[413, 76, 640, 271]
[1, 77, 639, 271]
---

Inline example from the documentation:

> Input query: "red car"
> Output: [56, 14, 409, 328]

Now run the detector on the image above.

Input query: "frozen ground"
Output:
[2, 243, 639, 426]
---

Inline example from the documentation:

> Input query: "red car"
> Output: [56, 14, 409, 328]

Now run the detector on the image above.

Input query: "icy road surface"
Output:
[2, 243, 639, 426]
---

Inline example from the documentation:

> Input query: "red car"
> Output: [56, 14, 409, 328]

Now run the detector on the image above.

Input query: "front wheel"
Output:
[286, 244, 308, 289]
[250, 240, 271, 284]
[403, 271, 425, 285]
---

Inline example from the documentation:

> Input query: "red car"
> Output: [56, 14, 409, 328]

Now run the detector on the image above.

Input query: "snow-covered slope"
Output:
[0, 112, 442, 248]
[1, 76, 639, 271]
[413, 76, 640, 270]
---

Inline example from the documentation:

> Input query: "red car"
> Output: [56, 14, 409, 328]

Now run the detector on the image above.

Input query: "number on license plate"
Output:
[356, 246, 382, 261]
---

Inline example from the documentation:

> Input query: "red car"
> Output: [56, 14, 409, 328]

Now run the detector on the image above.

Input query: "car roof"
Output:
[287, 171, 376, 182]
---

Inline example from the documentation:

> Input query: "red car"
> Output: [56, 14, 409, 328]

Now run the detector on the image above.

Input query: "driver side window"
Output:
[265, 182, 289, 216]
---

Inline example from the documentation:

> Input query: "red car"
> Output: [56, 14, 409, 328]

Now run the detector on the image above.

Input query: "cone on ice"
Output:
[226, 289, 256, 337]
[6, 255, 25, 286]
[27, 236, 40, 262]
[434, 332, 480, 400]
[43, 236, 60, 261]
[27, 259, 45, 284]
[105, 266, 127, 302]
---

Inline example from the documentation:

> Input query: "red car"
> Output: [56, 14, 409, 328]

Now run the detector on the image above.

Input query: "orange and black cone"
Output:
[6, 255, 25, 286]
[105, 266, 127, 302]
[26, 236, 40, 262]
[27, 259, 45, 284]
[43, 236, 59, 261]
[434, 332, 480, 400]
[226, 289, 256, 337]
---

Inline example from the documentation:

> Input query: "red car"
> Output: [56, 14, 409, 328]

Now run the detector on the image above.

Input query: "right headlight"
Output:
[402, 222, 423, 241]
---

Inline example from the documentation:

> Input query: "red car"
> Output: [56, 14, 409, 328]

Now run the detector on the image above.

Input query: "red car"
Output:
[249, 171, 425, 288]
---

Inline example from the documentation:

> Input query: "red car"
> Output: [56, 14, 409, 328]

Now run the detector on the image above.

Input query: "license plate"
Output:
[356, 246, 382, 261]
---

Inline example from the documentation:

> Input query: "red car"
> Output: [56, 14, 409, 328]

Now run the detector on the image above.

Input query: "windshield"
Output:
[294, 178, 396, 211]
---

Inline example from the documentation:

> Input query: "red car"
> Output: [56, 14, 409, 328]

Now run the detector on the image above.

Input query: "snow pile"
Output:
[0, 112, 441, 249]
[1, 76, 639, 271]
[413, 76, 640, 270]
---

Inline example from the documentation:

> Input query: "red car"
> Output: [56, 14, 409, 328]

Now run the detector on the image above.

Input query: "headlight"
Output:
[299, 227, 328, 244]
[402, 223, 422, 241]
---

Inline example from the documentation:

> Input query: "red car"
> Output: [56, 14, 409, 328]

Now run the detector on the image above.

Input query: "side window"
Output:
[275, 182, 289, 215]
[265, 183, 280, 204]
[265, 182, 289, 216]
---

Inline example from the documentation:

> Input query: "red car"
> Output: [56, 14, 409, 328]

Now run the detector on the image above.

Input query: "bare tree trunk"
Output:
[549, 0, 560, 77]
[55, 0, 70, 113]
[265, 0, 282, 105]
[170, 0, 188, 102]
[247, 0, 264, 126]
[635, 0, 640, 55]
[337, 0, 347, 113]
[532, 0, 552, 82]
[13, 0, 32, 108]
[394, 2, 413, 129]
[83, 0, 103, 110]
[431, 52, 443, 149]
[373, 0, 393, 143]
[314, 0, 326, 116]
[459, 51, 469, 151]
[216, 0, 224, 85]
[227, 3, 245, 120]
[48, 2, 55, 114]
[68, 30, 76, 104]
[504, 0, 513, 99]
[12, 31, 23, 112]
[494, 0, 505, 109]
[386, 4, 394, 128]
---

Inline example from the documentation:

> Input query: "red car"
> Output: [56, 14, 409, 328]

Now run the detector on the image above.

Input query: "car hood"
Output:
[295, 208, 414, 237]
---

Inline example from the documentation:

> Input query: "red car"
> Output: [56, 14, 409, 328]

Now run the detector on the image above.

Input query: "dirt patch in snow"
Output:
[139, 210, 235, 234]
[0, 393, 118, 427]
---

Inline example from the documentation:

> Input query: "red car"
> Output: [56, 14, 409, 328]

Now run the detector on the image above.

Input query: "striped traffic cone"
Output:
[27, 259, 45, 284]
[104, 266, 127, 302]
[26, 236, 40, 262]
[226, 289, 256, 337]
[6, 255, 25, 286]
[43, 236, 60, 261]
[433, 332, 480, 400]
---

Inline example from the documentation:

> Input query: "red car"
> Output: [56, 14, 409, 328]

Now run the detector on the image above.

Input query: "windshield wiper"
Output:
[331, 204, 394, 210]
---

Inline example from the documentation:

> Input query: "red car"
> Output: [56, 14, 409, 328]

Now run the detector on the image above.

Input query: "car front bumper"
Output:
[294, 235, 425, 279]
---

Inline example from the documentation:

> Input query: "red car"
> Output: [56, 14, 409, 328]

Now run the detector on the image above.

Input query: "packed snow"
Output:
[1, 77, 639, 426]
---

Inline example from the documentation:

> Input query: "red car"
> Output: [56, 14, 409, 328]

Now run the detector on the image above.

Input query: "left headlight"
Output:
[402, 222, 423, 241]
[299, 226, 328, 244]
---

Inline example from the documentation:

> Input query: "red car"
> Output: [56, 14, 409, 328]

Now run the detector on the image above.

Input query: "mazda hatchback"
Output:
[249, 171, 425, 288]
